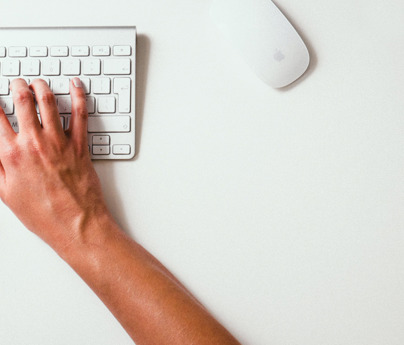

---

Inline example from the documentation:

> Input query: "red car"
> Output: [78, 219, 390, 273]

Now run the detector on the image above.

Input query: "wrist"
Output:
[54, 207, 122, 265]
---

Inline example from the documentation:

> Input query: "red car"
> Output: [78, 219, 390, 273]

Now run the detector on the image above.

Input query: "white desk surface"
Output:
[1, 1, 404, 344]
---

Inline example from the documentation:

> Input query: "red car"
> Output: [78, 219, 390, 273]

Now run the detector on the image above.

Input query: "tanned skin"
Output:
[0, 78, 242, 345]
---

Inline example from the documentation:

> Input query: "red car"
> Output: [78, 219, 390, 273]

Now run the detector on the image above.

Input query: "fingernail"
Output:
[73, 78, 82, 88]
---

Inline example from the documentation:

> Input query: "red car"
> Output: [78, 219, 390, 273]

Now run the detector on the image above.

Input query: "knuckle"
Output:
[1, 144, 21, 166]
[13, 89, 33, 104]
[74, 103, 88, 119]
[74, 92, 86, 103]
[38, 91, 56, 105]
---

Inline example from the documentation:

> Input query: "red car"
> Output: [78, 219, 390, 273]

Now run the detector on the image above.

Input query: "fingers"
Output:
[7, 78, 88, 150]
[69, 78, 88, 148]
[0, 105, 16, 145]
[0, 160, 5, 196]
[10, 79, 41, 134]
[30, 79, 63, 134]
[0, 107, 15, 195]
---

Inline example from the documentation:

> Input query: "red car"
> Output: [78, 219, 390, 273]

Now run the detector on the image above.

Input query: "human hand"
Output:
[0, 80, 242, 345]
[0, 78, 110, 253]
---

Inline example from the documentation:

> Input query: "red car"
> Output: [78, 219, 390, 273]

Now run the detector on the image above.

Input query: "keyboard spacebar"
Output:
[88, 116, 130, 133]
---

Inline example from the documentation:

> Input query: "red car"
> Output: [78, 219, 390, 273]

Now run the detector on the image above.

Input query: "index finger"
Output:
[68, 78, 88, 149]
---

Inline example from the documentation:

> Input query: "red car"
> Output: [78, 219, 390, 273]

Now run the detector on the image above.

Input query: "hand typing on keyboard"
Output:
[0, 77, 109, 248]
[0, 78, 241, 344]
[0, 33, 136, 160]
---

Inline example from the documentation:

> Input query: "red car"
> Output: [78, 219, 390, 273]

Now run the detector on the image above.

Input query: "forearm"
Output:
[0, 78, 241, 345]
[59, 213, 241, 345]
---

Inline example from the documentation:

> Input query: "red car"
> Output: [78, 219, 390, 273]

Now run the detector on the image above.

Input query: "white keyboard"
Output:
[0, 26, 136, 160]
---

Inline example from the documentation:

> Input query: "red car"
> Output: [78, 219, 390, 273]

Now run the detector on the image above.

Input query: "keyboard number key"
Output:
[42, 59, 61, 76]
[22, 59, 40, 76]
[2, 60, 20, 76]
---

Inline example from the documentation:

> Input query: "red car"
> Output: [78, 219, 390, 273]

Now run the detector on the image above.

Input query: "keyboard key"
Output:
[2, 60, 20, 76]
[83, 59, 101, 75]
[93, 77, 111, 94]
[103, 58, 131, 75]
[88, 115, 130, 133]
[93, 46, 110, 56]
[80, 77, 91, 94]
[7, 116, 19, 132]
[62, 58, 81, 76]
[92, 135, 110, 145]
[30, 46, 48, 57]
[51, 78, 70, 94]
[0, 27, 135, 160]
[57, 96, 72, 113]
[42, 59, 61, 76]
[0, 97, 14, 114]
[86, 96, 95, 114]
[98, 96, 116, 113]
[113, 144, 131, 155]
[0, 78, 10, 95]
[22, 59, 40, 76]
[64, 115, 71, 129]
[71, 46, 89, 57]
[93, 146, 110, 155]
[51, 46, 69, 57]
[9, 47, 27, 57]
[113, 78, 131, 113]
[113, 46, 131, 56]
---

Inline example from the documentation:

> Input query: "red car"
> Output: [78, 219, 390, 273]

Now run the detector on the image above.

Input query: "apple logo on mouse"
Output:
[273, 50, 285, 62]
[210, 0, 311, 88]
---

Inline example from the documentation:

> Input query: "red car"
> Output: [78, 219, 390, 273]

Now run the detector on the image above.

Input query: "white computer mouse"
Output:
[210, 0, 310, 88]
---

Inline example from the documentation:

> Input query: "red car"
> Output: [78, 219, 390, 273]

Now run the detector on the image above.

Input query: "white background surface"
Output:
[0, 1, 404, 344]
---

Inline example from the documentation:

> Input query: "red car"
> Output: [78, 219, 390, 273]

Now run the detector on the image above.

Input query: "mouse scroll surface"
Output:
[210, 0, 310, 88]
